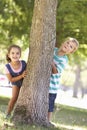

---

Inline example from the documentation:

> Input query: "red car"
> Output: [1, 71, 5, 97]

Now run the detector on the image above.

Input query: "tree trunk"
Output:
[13, 0, 58, 126]
[73, 65, 84, 98]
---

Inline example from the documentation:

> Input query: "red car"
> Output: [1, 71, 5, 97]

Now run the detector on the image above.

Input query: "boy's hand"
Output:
[52, 62, 58, 74]
[52, 62, 56, 67]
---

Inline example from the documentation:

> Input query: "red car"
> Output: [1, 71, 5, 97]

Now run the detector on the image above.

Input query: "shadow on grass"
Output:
[0, 96, 10, 115]
[0, 123, 64, 130]
[0, 96, 10, 105]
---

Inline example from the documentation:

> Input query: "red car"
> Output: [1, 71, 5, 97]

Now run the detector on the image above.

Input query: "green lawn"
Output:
[0, 96, 87, 130]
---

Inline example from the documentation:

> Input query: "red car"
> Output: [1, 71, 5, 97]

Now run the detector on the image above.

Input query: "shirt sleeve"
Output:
[56, 58, 68, 74]
[53, 47, 68, 74]
[4, 66, 10, 74]
[54, 47, 58, 53]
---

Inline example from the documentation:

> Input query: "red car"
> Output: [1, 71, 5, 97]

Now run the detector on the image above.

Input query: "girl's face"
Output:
[8, 47, 21, 62]
[61, 40, 77, 54]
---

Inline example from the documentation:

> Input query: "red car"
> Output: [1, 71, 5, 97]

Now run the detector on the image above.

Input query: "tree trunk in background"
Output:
[73, 65, 84, 98]
[13, 0, 58, 126]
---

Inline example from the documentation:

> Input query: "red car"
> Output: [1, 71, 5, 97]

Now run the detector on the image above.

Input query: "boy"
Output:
[48, 37, 79, 122]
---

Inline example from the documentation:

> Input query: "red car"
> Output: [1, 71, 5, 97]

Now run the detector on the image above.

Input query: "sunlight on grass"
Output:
[58, 124, 87, 130]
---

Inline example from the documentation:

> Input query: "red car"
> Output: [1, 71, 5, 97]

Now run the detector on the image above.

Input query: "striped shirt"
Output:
[49, 47, 68, 94]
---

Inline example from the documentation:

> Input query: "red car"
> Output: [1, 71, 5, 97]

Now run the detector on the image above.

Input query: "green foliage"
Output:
[0, 0, 34, 49]
[57, 0, 87, 43]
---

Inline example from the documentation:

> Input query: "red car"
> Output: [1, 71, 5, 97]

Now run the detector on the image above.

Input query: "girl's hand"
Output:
[22, 70, 27, 78]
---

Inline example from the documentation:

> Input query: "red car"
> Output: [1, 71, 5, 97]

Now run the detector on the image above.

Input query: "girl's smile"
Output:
[8, 47, 21, 62]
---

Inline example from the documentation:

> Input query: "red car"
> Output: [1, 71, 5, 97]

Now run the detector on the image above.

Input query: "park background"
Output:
[0, 0, 87, 130]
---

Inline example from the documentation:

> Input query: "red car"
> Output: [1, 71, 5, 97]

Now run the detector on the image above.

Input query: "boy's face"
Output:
[61, 40, 77, 54]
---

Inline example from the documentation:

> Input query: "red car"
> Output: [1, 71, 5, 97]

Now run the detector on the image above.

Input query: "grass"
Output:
[0, 96, 87, 130]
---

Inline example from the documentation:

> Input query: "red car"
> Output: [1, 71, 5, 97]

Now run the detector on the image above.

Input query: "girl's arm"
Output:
[6, 70, 27, 82]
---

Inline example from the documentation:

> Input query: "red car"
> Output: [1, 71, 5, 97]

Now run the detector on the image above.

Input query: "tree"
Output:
[13, 0, 58, 127]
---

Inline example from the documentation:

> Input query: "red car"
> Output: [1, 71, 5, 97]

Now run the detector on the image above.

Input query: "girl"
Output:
[5, 45, 27, 119]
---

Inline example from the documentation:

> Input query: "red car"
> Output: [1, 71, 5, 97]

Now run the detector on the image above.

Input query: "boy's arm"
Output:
[56, 60, 68, 74]
[52, 58, 68, 74]
[52, 62, 58, 74]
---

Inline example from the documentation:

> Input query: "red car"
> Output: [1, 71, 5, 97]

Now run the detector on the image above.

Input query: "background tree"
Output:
[13, 0, 58, 127]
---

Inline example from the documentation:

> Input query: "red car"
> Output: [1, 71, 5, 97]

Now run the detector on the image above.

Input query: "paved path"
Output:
[56, 90, 87, 110]
[0, 86, 12, 97]
[0, 86, 87, 110]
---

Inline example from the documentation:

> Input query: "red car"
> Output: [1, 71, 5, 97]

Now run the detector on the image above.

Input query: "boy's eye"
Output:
[12, 52, 14, 54]
[16, 52, 20, 55]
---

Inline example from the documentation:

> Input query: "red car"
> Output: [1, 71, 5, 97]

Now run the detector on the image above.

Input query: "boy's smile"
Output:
[60, 40, 77, 54]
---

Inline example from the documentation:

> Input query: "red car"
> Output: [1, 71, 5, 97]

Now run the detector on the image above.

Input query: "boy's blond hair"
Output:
[66, 37, 79, 53]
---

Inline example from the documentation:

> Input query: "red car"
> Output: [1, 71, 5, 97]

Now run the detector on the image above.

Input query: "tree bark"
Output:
[13, 0, 58, 126]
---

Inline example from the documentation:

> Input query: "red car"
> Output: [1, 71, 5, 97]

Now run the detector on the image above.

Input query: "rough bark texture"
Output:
[13, 0, 58, 126]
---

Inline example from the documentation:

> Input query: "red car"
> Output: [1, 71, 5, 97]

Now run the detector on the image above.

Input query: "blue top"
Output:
[49, 47, 68, 94]
[5, 60, 26, 87]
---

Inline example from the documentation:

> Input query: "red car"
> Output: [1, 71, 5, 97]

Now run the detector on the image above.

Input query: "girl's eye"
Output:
[70, 45, 73, 49]
[67, 42, 69, 44]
